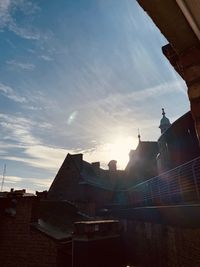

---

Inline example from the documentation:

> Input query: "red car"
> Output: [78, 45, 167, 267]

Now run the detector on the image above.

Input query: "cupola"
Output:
[159, 108, 171, 134]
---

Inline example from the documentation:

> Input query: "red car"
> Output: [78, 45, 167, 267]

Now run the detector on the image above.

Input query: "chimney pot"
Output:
[108, 160, 117, 171]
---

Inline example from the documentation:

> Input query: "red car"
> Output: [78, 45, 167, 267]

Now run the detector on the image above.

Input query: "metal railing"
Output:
[128, 156, 200, 207]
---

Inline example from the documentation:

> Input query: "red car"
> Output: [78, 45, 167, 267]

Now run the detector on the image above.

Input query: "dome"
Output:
[160, 116, 170, 126]
[159, 108, 171, 134]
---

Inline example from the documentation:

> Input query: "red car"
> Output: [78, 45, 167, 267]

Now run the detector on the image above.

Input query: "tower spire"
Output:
[159, 108, 171, 134]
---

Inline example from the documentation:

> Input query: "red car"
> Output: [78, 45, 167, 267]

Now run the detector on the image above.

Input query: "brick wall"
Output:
[0, 197, 33, 267]
[29, 229, 57, 267]
[0, 196, 59, 267]
[125, 220, 200, 267]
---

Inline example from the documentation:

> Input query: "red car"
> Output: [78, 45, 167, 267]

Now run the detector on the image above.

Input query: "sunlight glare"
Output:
[106, 136, 138, 169]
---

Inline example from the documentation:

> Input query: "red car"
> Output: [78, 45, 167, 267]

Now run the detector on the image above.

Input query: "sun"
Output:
[105, 136, 138, 169]
[83, 135, 139, 170]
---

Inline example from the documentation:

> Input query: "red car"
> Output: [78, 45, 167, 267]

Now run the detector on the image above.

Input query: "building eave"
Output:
[137, 0, 199, 54]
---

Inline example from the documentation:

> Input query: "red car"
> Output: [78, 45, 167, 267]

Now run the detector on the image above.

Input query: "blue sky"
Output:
[0, 0, 189, 192]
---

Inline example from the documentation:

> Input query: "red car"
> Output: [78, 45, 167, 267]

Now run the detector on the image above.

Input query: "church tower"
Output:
[159, 108, 171, 134]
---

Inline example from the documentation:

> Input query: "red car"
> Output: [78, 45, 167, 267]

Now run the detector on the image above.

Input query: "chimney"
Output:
[36, 190, 48, 199]
[92, 162, 100, 175]
[108, 160, 117, 172]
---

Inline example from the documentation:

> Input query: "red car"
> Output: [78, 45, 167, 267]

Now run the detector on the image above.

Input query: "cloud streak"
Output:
[0, 113, 80, 172]
[6, 60, 35, 70]
[0, 83, 27, 103]
[0, 0, 41, 40]
[40, 55, 53, 61]
[2, 175, 52, 193]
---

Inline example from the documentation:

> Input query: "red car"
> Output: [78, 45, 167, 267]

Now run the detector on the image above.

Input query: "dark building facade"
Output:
[0, 190, 61, 267]
[125, 141, 159, 185]
[48, 154, 128, 215]
[0, 189, 124, 267]
[157, 111, 200, 173]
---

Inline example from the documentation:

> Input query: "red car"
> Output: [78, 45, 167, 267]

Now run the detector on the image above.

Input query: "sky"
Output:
[0, 0, 190, 193]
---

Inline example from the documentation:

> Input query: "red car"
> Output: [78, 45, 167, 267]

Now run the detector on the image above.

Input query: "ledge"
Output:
[109, 204, 200, 228]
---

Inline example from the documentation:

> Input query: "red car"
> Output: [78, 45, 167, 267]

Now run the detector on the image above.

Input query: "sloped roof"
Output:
[126, 141, 158, 171]
[79, 160, 127, 191]
[135, 141, 158, 155]
[33, 200, 88, 240]
[125, 141, 158, 184]
[48, 153, 128, 202]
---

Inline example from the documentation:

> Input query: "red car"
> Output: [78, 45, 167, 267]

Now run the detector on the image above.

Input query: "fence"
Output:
[128, 156, 200, 207]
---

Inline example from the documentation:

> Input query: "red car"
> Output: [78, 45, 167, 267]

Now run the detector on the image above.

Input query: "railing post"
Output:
[167, 173, 172, 205]
[178, 168, 183, 203]
[149, 180, 153, 206]
[192, 159, 200, 201]
[157, 177, 161, 205]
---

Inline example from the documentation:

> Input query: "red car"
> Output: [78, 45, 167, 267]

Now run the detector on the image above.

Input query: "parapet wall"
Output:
[122, 205, 200, 267]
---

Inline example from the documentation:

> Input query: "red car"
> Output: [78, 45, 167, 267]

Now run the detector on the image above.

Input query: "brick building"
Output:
[0, 189, 124, 267]
[0, 190, 80, 267]
[48, 154, 129, 215]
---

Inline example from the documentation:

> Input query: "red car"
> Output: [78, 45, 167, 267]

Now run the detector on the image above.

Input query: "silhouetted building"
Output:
[125, 140, 158, 185]
[157, 111, 200, 173]
[0, 189, 125, 267]
[0, 189, 63, 267]
[48, 154, 128, 215]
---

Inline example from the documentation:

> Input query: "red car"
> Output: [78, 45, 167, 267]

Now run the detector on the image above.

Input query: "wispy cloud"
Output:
[1, 152, 54, 174]
[0, 0, 11, 28]
[6, 175, 23, 183]
[0, 83, 27, 103]
[2, 175, 52, 193]
[8, 22, 41, 40]
[40, 55, 53, 61]
[0, 113, 39, 145]
[0, 0, 41, 40]
[6, 59, 35, 70]
[0, 113, 73, 171]
[0, 111, 111, 172]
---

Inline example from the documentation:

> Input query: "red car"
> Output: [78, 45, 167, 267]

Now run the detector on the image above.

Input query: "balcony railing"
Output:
[128, 156, 200, 207]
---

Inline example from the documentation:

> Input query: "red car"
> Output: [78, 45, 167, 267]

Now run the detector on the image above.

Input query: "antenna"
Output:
[1, 164, 6, 192]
